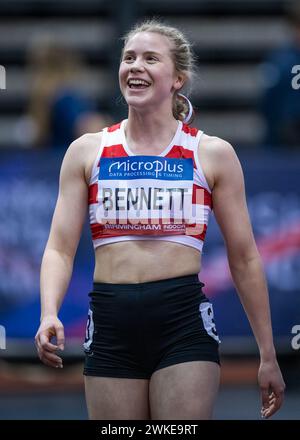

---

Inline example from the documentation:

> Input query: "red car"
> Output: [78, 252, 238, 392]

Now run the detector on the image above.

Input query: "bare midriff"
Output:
[93, 240, 201, 284]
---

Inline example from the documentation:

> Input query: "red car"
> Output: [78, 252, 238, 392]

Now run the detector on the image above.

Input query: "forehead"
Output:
[124, 31, 173, 56]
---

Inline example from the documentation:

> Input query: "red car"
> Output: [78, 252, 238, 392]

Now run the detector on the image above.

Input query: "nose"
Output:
[130, 57, 145, 72]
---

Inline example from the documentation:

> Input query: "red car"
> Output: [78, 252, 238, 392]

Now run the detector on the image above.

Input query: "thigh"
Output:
[84, 376, 150, 420]
[149, 361, 220, 420]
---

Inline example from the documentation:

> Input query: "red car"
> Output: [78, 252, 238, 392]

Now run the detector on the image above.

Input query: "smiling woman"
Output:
[35, 18, 285, 421]
[119, 21, 196, 130]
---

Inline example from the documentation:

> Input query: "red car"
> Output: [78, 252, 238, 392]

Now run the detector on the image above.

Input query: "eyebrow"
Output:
[123, 50, 161, 56]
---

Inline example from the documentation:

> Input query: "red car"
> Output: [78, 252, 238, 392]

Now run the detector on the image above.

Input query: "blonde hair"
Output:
[121, 19, 197, 124]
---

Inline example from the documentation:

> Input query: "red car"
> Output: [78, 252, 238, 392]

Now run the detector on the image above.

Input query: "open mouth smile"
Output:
[127, 78, 151, 89]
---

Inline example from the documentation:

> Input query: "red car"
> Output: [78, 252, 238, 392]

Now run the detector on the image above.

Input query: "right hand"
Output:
[35, 316, 65, 368]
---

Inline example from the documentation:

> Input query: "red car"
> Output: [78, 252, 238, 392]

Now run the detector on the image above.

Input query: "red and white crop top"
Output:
[88, 119, 213, 253]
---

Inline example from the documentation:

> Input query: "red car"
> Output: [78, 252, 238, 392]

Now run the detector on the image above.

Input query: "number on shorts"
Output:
[199, 302, 221, 343]
[83, 308, 94, 351]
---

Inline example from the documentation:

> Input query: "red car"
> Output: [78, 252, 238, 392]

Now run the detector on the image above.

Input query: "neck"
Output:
[125, 106, 179, 154]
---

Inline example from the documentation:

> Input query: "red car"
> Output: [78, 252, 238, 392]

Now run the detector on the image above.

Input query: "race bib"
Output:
[96, 156, 203, 235]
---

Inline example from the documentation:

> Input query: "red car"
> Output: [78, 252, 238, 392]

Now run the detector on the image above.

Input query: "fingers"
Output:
[39, 350, 63, 369]
[35, 329, 64, 369]
[55, 325, 65, 350]
[37, 345, 64, 368]
[261, 389, 285, 419]
[267, 389, 284, 418]
[261, 387, 269, 412]
[40, 333, 59, 351]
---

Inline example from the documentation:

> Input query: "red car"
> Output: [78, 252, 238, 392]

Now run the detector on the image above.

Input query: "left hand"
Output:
[258, 358, 285, 419]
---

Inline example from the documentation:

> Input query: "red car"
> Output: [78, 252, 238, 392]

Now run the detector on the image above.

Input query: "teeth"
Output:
[128, 79, 150, 87]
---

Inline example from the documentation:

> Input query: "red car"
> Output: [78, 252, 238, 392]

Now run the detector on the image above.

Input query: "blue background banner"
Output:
[0, 149, 299, 354]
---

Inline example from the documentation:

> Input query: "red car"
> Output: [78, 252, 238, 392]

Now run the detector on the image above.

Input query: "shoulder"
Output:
[198, 133, 235, 156]
[61, 131, 103, 184]
[68, 131, 103, 155]
[197, 132, 239, 190]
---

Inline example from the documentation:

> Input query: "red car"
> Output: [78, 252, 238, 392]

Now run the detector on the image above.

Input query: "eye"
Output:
[123, 54, 134, 62]
[146, 55, 158, 62]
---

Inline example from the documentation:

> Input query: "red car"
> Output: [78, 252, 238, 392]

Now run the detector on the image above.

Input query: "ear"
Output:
[173, 72, 186, 91]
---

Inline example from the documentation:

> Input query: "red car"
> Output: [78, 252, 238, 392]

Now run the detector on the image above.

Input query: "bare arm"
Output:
[40, 139, 88, 319]
[205, 137, 285, 418]
[35, 134, 93, 367]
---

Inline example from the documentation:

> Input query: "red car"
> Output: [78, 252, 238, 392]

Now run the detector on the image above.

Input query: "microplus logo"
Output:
[109, 158, 184, 178]
[100, 156, 193, 181]
[0, 325, 6, 349]
[0, 65, 6, 90]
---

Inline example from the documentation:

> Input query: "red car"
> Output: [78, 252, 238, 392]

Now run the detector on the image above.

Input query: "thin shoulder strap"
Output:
[193, 129, 212, 194]
[89, 128, 108, 185]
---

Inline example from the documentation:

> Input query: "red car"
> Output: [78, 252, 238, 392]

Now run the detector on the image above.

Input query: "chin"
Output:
[126, 95, 152, 108]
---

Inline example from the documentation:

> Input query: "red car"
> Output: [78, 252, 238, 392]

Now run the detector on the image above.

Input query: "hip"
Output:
[84, 273, 221, 348]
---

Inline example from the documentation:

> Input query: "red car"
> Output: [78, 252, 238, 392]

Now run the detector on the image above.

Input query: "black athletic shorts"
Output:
[83, 273, 220, 379]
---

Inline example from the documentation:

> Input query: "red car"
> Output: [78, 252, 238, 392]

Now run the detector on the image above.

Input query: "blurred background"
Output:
[0, 0, 299, 420]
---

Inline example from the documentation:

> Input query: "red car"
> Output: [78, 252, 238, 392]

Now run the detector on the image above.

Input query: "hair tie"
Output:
[178, 93, 193, 124]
